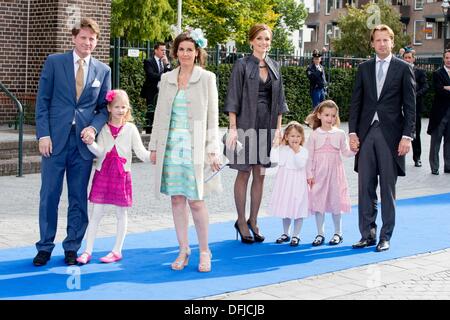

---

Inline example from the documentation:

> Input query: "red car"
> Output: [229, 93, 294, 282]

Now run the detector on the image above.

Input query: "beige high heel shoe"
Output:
[171, 247, 191, 271]
[198, 250, 212, 273]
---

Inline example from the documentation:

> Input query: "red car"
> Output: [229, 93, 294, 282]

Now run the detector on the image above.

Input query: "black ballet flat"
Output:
[234, 221, 254, 244]
[247, 220, 265, 243]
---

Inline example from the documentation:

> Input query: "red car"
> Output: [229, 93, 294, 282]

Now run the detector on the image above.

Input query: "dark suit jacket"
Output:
[427, 67, 450, 134]
[35, 51, 111, 160]
[140, 56, 171, 106]
[349, 56, 416, 176]
[306, 63, 327, 93]
[414, 67, 429, 115]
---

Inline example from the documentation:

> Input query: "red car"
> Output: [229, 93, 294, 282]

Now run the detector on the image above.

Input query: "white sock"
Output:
[112, 206, 128, 254]
[315, 212, 325, 236]
[332, 213, 342, 236]
[282, 218, 291, 235]
[292, 218, 304, 238]
[84, 204, 106, 254]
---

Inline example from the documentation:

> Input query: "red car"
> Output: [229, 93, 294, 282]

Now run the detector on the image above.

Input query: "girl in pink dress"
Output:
[268, 121, 309, 247]
[305, 100, 355, 247]
[76, 89, 151, 265]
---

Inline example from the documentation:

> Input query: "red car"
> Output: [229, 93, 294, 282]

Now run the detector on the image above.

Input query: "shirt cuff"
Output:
[39, 136, 50, 140]
[402, 135, 413, 141]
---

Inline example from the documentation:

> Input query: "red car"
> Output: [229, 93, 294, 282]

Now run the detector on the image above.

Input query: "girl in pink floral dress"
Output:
[77, 89, 151, 265]
[305, 100, 355, 247]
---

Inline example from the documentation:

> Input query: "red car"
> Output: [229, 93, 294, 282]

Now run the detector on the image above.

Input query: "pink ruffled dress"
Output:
[88, 124, 133, 207]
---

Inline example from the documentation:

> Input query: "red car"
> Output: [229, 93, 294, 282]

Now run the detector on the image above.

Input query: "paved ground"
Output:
[1, 119, 450, 300]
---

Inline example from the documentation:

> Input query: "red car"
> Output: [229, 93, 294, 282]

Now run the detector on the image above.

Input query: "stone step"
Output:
[0, 134, 152, 176]
[0, 155, 41, 176]
[0, 140, 39, 160]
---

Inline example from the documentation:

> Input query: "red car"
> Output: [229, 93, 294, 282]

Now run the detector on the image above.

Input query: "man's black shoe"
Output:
[376, 239, 390, 252]
[431, 170, 439, 175]
[414, 160, 422, 167]
[352, 238, 377, 249]
[33, 251, 51, 266]
[64, 251, 78, 266]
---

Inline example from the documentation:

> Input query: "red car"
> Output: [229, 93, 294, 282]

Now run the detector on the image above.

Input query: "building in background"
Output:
[304, 0, 450, 57]
[0, 0, 111, 124]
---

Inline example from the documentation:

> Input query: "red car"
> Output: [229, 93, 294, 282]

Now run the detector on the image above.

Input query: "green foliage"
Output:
[273, 0, 308, 33]
[111, 0, 174, 41]
[333, 1, 410, 57]
[118, 57, 147, 129]
[271, 28, 295, 54]
[118, 59, 436, 129]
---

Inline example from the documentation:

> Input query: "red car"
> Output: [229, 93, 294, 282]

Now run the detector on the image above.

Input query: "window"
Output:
[415, 0, 424, 9]
[334, 26, 341, 39]
[325, 23, 333, 45]
[425, 22, 435, 40]
[414, 20, 425, 45]
[326, 0, 333, 14]
[316, 0, 320, 13]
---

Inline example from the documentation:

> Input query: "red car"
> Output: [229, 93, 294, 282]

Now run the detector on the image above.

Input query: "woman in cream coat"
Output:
[149, 30, 221, 273]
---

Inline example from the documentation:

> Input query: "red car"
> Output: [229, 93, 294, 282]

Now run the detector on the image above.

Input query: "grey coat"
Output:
[223, 55, 288, 170]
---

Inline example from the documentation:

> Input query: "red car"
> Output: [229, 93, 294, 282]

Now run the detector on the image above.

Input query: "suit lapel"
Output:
[368, 59, 377, 101]
[441, 67, 450, 84]
[378, 57, 398, 101]
[78, 58, 98, 103]
[63, 51, 77, 104]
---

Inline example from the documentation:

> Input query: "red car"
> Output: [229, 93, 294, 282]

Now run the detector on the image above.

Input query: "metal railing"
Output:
[0, 82, 24, 177]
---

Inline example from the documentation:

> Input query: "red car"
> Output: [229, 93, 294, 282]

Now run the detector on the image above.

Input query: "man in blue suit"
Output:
[33, 18, 111, 266]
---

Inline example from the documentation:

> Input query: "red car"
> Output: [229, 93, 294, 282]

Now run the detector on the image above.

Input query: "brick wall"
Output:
[0, 0, 111, 124]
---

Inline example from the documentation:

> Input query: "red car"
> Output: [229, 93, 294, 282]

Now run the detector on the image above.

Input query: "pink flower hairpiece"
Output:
[105, 90, 116, 103]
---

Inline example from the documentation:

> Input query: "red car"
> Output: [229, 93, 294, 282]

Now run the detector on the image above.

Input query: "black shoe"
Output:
[247, 220, 265, 243]
[312, 235, 325, 246]
[328, 234, 343, 245]
[352, 238, 377, 249]
[234, 221, 254, 244]
[414, 160, 422, 167]
[275, 234, 290, 244]
[444, 169, 450, 173]
[290, 236, 300, 247]
[33, 250, 51, 266]
[376, 239, 390, 252]
[64, 251, 78, 265]
[431, 170, 439, 175]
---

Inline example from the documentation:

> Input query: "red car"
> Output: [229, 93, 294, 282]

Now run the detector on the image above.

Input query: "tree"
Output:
[111, 0, 174, 41]
[272, 0, 308, 54]
[332, 1, 410, 57]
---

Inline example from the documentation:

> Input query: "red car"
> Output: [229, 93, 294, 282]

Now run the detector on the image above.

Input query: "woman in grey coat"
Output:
[224, 24, 288, 244]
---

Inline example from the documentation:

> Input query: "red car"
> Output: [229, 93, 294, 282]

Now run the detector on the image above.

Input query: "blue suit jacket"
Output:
[35, 51, 111, 160]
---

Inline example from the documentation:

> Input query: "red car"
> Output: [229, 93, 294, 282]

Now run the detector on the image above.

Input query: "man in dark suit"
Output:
[402, 48, 429, 167]
[33, 18, 111, 266]
[140, 42, 171, 133]
[349, 24, 415, 252]
[306, 49, 327, 109]
[427, 49, 450, 175]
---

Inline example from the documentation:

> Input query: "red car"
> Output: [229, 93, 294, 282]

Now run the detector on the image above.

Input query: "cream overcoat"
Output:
[148, 66, 222, 199]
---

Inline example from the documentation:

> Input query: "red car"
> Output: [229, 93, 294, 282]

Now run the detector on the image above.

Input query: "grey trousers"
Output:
[357, 122, 398, 241]
[429, 113, 450, 173]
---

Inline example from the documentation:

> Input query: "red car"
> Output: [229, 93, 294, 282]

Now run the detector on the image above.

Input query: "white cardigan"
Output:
[88, 122, 151, 172]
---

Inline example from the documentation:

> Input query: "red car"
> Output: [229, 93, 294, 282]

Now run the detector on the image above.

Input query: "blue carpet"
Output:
[1, 193, 450, 300]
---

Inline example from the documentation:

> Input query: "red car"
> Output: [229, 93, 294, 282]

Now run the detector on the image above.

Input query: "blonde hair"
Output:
[282, 121, 305, 146]
[107, 89, 133, 123]
[370, 24, 394, 42]
[305, 100, 341, 130]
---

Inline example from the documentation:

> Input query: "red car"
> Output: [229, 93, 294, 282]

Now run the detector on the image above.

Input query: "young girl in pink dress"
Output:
[76, 89, 151, 264]
[305, 100, 355, 247]
[268, 121, 309, 246]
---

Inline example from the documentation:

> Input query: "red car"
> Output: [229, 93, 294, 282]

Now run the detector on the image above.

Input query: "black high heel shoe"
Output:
[234, 221, 254, 244]
[247, 220, 265, 243]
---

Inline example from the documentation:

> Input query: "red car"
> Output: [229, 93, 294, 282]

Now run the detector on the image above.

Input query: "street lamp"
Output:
[326, 29, 333, 86]
[442, 0, 449, 50]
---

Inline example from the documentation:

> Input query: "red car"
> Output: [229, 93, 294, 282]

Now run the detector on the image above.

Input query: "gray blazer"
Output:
[223, 55, 288, 169]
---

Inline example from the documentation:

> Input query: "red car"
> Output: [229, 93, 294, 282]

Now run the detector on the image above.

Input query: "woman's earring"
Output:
[266, 46, 271, 53]
[249, 44, 254, 51]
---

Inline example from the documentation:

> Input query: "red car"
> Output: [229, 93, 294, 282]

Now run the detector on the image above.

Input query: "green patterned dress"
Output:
[160, 90, 199, 200]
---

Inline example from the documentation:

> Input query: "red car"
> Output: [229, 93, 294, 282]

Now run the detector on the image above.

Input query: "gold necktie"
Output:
[76, 59, 85, 100]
